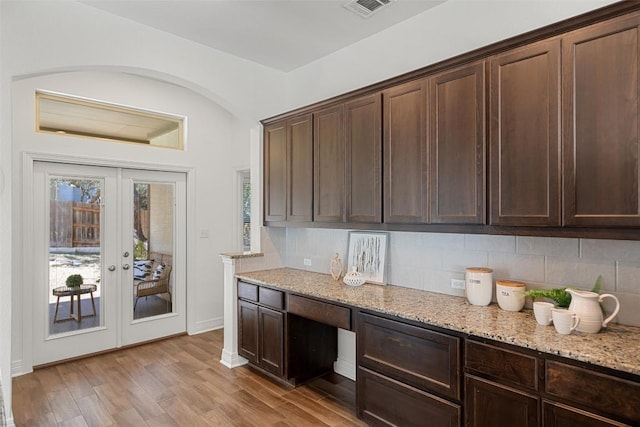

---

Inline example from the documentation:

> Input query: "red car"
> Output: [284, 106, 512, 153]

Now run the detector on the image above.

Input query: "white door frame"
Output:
[21, 151, 196, 372]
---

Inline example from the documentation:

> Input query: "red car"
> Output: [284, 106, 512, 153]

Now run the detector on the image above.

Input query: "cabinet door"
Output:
[383, 79, 429, 224]
[543, 401, 631, 427]
[238, 300, 259, 364]
[263, 122, 287, 222]
[563, 15, 640, 226]
[258, 306, 284, 377]
[314, 105, 345, 222]
[490, 39, 561, 226]
[430, 62, 486, 224]
[287, 114, 313, 222]
[358, 367, 461, 427]
[466, 374, 539, 427]
[345, 93, 382, 223]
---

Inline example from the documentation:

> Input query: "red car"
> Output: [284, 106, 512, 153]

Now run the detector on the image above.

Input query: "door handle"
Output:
[122, 264, 130, 270]
[108, 265, 116, 272]
[122, 251, 130, 258]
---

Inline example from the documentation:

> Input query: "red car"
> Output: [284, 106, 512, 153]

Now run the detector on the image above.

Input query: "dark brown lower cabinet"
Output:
[543, 401, 631, 427]
[238, 299, 259, 364]
[237, 281, 342, 386]
[466, 338, 640, 427]
[358, 367, 461, 427]
[238, 300, 284, 377]
[237, 280, 640, 426]
[357, 311, 462, 426]
[465, 374, 539, 427]
[257, 306, 284, 377]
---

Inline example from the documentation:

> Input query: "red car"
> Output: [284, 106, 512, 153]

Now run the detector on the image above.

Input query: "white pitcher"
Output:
[567, 289, 620, 333]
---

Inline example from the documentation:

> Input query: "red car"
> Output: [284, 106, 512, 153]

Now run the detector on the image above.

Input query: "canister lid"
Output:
[466, 267, 493, 273]
[496, 280, 526, 288]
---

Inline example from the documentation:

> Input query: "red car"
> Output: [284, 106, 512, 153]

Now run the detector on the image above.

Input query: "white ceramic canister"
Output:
[465, 267, 493, 306]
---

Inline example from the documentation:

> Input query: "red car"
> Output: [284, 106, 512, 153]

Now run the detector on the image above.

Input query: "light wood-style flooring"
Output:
[12, 329, 367, 426]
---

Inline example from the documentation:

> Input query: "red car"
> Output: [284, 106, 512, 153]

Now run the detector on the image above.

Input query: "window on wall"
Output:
[241, 171, 251, 252]
[36, 91, 185, 149]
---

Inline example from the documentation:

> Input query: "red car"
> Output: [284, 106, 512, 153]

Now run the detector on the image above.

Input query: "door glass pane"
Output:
[49, 177, 102, 335]
[133, 182, 174, 319]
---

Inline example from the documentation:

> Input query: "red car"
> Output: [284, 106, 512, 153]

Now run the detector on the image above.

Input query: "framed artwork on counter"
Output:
[346, 231, 388, 285]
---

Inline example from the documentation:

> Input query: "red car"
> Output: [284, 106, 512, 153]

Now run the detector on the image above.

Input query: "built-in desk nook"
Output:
[233, 268, 640, 427]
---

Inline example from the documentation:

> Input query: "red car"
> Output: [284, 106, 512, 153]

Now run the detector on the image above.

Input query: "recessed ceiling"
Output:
[80, 0, 445, 72]
[37, 92, 183, 147]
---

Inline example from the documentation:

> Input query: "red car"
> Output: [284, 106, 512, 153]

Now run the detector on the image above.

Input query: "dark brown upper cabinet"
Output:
[314, 105, 345, 223]
[345, 93, 382, 224]
[287, 114, 313, 222]
[489, 39, 562, 227]
[264, 114, 313, 223]
[264, 122, 287, 222]
[562, 14, 640, 227]
[383, 79, 429, 224]
[429, 61, 486, 224]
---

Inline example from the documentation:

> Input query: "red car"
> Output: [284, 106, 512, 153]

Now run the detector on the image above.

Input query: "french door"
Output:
[31, 162, 186, 366]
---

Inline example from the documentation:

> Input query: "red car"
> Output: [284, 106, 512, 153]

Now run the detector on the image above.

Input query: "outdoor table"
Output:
[52, 284, 97, 323]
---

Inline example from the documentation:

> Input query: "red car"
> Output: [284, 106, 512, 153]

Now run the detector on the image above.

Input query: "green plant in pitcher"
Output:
[65, 274, 83, 288]
[524, 275, 602, 308]
[524, 287, 572, 308]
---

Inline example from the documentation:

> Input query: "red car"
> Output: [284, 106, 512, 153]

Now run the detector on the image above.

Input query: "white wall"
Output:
[284, 0, 618, 110]
[11, 70, 251, 369]
[1, 1, 288, 421]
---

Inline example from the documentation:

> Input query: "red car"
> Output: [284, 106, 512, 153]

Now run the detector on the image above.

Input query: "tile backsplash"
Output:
[268, 228, 640, 327]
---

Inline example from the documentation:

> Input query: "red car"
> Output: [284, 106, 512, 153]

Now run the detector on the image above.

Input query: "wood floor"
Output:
[12, 329, 367, 426]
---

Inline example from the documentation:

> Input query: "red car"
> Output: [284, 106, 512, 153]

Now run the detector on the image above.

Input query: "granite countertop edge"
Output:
[236, 267, 640, 377]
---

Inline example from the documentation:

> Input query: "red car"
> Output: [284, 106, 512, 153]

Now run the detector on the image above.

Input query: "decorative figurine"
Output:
[330, 253, 343, 281]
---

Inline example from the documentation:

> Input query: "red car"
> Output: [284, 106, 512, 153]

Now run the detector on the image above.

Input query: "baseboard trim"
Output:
[11, 359, 28, 377]
[220, 348, 248, 369]
[193, 317, 223, 335]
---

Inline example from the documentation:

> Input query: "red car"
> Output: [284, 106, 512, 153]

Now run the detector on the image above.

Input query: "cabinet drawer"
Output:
[358, 367, 461, 427]
[258, 287, 284, 310]
[466, 340, 540, 390]
[543, 400, 632, 427]
[288, 294, 351, 330]
[545, 360, 640, 422]
[358, 312, 460, 400]
[237, 281, 258, 302]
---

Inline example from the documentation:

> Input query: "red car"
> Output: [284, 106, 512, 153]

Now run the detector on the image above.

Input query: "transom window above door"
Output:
[36, 91, 185, 149]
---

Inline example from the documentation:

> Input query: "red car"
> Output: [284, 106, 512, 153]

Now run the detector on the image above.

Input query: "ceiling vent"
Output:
[344, 0, 393, 18]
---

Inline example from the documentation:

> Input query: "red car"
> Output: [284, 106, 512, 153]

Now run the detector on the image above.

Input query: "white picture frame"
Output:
[346, 231, 388, 285]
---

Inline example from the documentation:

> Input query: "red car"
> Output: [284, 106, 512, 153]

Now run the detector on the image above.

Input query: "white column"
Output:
[219, 255, 248, 368]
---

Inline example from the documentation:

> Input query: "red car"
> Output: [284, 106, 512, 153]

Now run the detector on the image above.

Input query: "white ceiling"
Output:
[81, 0, 445, 72]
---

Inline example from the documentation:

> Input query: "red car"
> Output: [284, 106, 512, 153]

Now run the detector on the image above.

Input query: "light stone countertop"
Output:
[236, 267, 640, 377]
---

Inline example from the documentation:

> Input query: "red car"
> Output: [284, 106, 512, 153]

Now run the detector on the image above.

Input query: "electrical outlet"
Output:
[451, 279, 466, 290]
[303, 258, 312, 266]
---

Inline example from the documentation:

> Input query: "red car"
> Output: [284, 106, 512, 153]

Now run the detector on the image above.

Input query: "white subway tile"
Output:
[422, 232, 465, 250]
[545, 257, 615, 290]
[489, 252, 545, 283]
[516, 236, 579, 258]
[581, 238, 640, 262]
[442, 250, 488, 272]
[616, 262, 640, 294]
[465, 234, 516, 253]
[612, 292, 640, 327]
[423, 269, 464, 297]
[388, 266, 423, 290]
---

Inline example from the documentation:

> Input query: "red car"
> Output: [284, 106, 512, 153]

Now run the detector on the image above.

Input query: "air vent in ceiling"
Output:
[344, 0, 394, 18]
